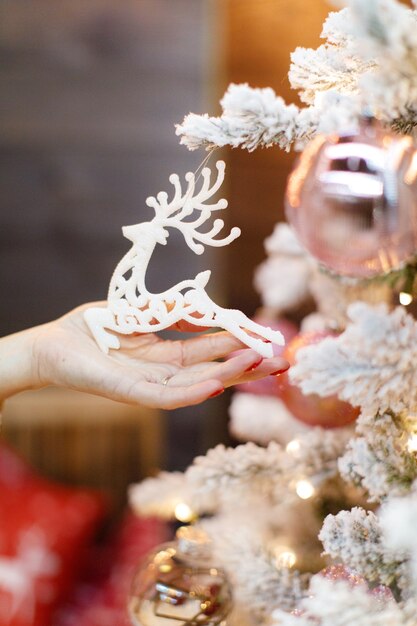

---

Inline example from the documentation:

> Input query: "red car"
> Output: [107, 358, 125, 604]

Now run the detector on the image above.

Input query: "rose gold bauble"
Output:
[286, 117, 417, 278]
[128, 527, 232, 626]
[276, 331, 359, 428]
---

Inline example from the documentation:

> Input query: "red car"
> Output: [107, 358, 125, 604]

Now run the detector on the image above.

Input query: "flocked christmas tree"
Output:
[129, 1, 417, 624]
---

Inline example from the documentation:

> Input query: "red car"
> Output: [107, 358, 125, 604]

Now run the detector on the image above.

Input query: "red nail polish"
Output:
[245, 358, 263, 372]
[270, 365, 290, 376]
[209, 388, 224, 398]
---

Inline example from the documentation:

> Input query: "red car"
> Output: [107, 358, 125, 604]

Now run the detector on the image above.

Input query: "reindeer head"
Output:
[143, 160, 241, 255]
[122, 222, 169, 246]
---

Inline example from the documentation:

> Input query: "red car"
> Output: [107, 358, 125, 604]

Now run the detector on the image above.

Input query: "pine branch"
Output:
[177, 1, 417, 154]
[339, 411, 417, 502]
[273, 576, 409, 626]
[319, 507, 405, 587]
[290, 303, 417, 415]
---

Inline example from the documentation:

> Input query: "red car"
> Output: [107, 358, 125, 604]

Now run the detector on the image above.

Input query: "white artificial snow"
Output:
[338, 411, 417, 502]
[177, 1, 417, 153]
[263, 223, 307, 257]
[319, 507, 404, 585]
[273, 577, 407, 626]
[290, 303, 417, 415]
[176, 84, 318, 153]
[254, 223, 314, 313]
[229, 392, 309, 445]
[254, 256, 312, 312]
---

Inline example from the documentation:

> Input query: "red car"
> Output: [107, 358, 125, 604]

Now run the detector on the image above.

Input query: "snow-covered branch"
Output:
[380, 489, 417, 597]
[229, 392, 309, 446]
[130, 430, 349, 521]
[290, 303, 417, 415]
[273, 576, 408, 626]
[319, 507, 405, 587]
[201, 521, 308, 620]
[339, 411, 417, 502]
[254, 223, 315, 313]
[129, 472, 203, 519]
[177, 1, 417, 154]
[176, 84, 318, 152]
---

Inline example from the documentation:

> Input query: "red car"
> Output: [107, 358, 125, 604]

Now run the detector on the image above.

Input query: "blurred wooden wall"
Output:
[0, 0, 212, 336]
[223, 0, 329, 315]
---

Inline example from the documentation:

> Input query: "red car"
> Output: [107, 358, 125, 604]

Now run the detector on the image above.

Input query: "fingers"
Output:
[73, 352, 224, 409]
[227, 356, 289, 386]
[176, 354, 289, 389]
[170, 350, 265, 387]
[129, 379, 224, 410]
[180, 331, 247, 366]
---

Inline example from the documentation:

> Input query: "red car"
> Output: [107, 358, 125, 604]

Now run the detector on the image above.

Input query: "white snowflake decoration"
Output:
[84, 160, 284, 357]
[0, 528, 60, 622]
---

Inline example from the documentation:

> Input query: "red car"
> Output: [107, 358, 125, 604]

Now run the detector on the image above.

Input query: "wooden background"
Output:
[224, 0, 329, 314]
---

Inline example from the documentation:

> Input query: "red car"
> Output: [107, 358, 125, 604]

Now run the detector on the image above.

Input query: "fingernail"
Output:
[245, 358, 263, 372]
[270, 365, 290, 376]
[263, 339, 272, 343]
[209, 388, 224, 398]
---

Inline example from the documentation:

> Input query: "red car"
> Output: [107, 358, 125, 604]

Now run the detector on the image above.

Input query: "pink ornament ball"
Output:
[276, 331, 360, 428]
[286, 118, 417, 278]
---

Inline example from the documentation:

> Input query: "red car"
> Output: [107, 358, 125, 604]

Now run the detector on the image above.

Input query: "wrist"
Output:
[0, 325, 48, 403]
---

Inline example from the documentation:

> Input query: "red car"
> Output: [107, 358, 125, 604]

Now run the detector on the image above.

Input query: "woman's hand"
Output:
[0, 303, 289, 410]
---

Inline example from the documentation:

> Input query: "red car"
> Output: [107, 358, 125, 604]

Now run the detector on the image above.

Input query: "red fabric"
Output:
[0, 441, 106, 626]
[54, 514, 168, 626]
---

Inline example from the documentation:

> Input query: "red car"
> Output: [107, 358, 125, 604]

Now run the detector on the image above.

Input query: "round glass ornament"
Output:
[286, 117, 417, 278]
[128, 526, 233, 626]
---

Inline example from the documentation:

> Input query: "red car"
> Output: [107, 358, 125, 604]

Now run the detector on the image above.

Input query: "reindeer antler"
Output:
[145, 160, 241, 254]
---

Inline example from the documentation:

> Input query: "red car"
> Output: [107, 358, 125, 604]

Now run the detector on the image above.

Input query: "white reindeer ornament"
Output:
[84, 161, 284, 358]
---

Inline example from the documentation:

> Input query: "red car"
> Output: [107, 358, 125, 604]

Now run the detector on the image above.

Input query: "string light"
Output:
[295, 479, 315, 500]
[274, 547, 297, 569]
[399, 291, 413, 306]
[174, 503, 195, 523]
[407, 433, 417, 453]
[286, 440, 301, 454]
[269, 539, 297, 569]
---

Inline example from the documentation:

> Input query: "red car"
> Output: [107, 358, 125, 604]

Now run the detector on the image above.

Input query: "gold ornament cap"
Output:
[176, 526, 212, 561]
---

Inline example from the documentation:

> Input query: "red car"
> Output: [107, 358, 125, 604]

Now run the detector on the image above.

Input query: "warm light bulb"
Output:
[286, 440, 301, 454]
[174, 502, 195, 523]
[407, 434, 417, 453]
[273, 546, 297, 569]
[295, 479, 315, 500]
[399, 291, 413, 306]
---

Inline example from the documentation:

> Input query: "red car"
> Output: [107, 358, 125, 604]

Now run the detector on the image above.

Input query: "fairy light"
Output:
[174, 503, 195, 523]
[407, 433, 417, 453]
[274, 546, 297, 569]
[295, 479, 315, 500]
[399, 291, 413, 306]
[286, 439, 301, 454]
[269, 538, 297, 569]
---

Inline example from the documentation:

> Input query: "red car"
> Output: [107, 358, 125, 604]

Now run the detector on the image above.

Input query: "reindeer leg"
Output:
[183, 291, 284, 357]
[214, 311, 275, 358]
[232, 310, 285, 345]
[214, 306, 285, 358]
